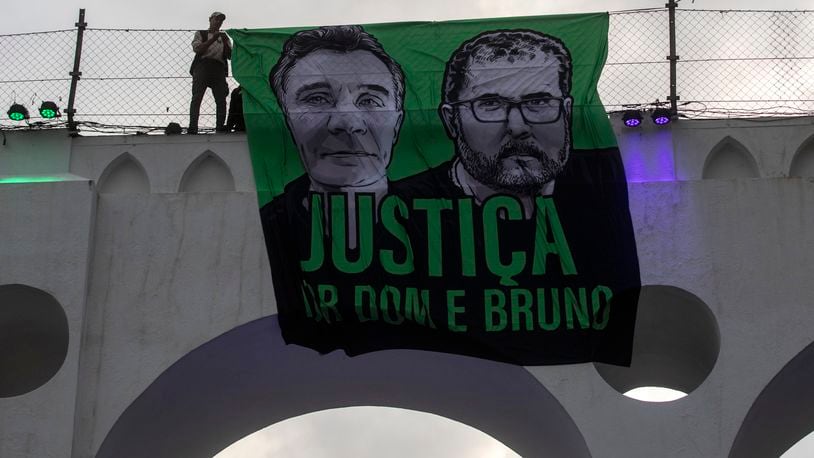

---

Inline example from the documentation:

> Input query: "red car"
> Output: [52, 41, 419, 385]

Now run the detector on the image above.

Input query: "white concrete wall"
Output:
[533, 178, 814, 457]
[0, 176, 95, 458]
[0, 118, 813, 457]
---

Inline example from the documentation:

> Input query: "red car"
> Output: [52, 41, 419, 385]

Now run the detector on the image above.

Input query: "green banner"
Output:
[233, 13, 640, 365]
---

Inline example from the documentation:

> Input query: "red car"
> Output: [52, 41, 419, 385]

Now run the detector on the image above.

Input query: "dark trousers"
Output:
[225, 87, 245, 132]
[189, 59, 228, 132]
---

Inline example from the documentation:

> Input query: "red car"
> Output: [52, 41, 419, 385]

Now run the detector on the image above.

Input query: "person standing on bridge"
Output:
[188, 11, 231, 134]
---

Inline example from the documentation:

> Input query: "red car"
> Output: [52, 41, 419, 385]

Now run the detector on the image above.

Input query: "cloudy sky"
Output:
[4, 0, 811, 456]
[2, 0, 812, 33]
[214, 407, 522, 458]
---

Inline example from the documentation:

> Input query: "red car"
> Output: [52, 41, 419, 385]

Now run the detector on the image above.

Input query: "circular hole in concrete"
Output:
[594, 285, 719, 402]
[0, 284, 69, 398]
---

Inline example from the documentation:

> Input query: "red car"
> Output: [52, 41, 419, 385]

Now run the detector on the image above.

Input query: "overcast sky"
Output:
[214, 407, 522, 458]
[4, 1, 811, 457]
[2, 0, 812, 33]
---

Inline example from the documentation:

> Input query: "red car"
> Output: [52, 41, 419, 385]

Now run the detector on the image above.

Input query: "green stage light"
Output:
[7, 104, 28, 121]
[39, 101, 59, 119]
[0, 176, 66, 184]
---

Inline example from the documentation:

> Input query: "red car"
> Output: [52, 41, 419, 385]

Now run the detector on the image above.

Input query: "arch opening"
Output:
[98, 315, 590, 458]
[213, 406, 522, 458]
[780, 430, 814, 458]
[730, 340, 814, 458]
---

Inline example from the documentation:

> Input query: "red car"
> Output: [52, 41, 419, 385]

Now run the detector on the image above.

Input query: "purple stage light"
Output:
[622, 110, 643, 128]
[651, 108, 672, 126]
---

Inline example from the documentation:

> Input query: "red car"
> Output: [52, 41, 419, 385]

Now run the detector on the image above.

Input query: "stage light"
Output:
[39, 101, 59, 119]
[622, 110, 642, 128]
[651, 108, 672, 126]
[7, 104, 29, 121]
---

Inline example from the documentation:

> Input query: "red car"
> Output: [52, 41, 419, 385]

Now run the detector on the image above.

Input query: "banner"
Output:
[232, 13, 640, 365]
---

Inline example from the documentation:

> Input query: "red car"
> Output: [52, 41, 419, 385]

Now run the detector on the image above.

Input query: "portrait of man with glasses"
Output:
[390, 30, 639, 348]
[393, 29, 577, 219]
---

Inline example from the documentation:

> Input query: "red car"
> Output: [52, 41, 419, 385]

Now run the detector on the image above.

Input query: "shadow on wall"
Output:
[97, 315, 590, 458]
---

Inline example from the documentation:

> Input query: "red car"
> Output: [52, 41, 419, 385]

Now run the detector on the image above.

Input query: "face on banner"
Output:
[271, 30, 404, 192]
[280, 50, 403, 189]
[441, 51, 573, 195]
[239, 17, 641, 366]
[418, 29, 580, 216]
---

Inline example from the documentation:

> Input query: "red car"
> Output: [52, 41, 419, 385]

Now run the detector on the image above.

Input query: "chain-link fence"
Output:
[600, 9, 671, 111]
[675, 9, 814, 118]
[600, 8, 814, 118]
[0, 30, 76, 130]
[0, 27, 237, 133]
[77, 28, 238, 132]
[0, 8, 812, 133]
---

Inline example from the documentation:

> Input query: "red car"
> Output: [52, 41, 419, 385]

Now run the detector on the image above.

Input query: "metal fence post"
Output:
[666, 1, 680, 116]
[66, 8, 86, 133]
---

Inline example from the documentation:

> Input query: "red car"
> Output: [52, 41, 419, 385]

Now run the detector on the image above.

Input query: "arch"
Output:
[98, 153, 150, 194]
[216, 406, 522, 457]
[789, 134, 814, 177]
[0, 284, 69, 398]
[98, 315, 590, 458]
[595, 285, 720, 397]
[729, 340, 814, 458]
[178, 150, 235, 193]
[702, 136, 760, 179]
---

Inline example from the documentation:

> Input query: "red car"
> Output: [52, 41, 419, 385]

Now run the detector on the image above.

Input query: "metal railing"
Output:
[0, 7, 812, 133]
